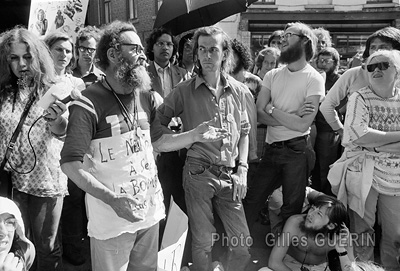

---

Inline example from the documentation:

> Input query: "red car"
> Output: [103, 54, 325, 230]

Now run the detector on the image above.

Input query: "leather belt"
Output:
[269, 135, 308, 148]
[186, 156, 233, 177]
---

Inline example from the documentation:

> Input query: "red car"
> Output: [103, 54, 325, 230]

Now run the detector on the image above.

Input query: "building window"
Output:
[105, 0, 111, 24]
[366, 0, 391, 3]
[257, 0, 275, 4]
[97, 1, 102, 25]
[127, 0, 138, 20]
[250, 33, 270, 57]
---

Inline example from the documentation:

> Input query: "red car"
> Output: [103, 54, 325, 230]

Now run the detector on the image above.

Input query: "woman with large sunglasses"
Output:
[328, 50, 400, 271]
[320, 27, 400, 139]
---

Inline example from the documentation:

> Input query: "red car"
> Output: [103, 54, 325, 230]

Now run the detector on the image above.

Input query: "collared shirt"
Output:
[152, 74, 250, 167]
[72, 63, 104, 87]
[154, 62, 173, 97]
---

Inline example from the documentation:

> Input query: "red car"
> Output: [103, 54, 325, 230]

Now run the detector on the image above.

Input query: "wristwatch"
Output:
[268, 106, 275, 115]
[336, 250, 348, 256]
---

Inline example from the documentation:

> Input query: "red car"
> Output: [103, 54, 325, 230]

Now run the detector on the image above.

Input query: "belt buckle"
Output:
[271, 142, 283, 148]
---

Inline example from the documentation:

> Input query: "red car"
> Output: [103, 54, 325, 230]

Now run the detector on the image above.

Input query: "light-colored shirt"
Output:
[343, 86, 400, 195]
[154, 62, 173, 97]
[262, 64, 325, 143]
[320, 66, 368, 131]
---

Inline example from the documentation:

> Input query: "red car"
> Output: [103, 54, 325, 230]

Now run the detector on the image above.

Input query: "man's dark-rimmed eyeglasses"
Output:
[120, 43, 145, 55]
[280, 32, 304, 40]
[77, 46, 96, 54]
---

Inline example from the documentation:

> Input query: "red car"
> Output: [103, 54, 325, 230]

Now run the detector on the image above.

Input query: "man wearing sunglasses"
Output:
[263, 195, 354, 271]
[73, 26, 104, 87]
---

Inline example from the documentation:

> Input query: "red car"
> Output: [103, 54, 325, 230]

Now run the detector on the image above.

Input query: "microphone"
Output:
[60, 87, 82, 104]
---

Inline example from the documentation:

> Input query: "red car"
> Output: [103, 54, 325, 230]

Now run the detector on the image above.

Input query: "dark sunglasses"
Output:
[366, 61, 390, 72]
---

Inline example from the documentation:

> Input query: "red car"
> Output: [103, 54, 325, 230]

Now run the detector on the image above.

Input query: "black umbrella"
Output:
[154, 0, 258, 36]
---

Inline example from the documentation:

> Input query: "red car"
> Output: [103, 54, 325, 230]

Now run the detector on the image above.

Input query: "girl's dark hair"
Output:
[362, 26, 400, 59]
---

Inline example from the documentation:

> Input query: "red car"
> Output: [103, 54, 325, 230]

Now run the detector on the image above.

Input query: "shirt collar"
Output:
[195, 73, 229, 91]
[73, 63, 102, 77]
[154, 61, 170, 72]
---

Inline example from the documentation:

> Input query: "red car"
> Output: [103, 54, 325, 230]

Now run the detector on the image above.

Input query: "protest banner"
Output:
[28, 0, 89, 39]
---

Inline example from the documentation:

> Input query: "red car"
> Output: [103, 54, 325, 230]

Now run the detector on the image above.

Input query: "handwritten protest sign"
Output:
[158, 197, 188, 271]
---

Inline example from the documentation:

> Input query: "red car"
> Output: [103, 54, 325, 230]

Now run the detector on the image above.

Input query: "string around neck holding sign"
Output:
[104, 77, 139, 133]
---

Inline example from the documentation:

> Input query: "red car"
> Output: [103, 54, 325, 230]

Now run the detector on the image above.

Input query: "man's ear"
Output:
[107, 48, 118, 64]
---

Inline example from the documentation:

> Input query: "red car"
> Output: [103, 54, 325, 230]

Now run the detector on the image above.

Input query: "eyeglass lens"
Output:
[78, 46, 95, 53]
[366, 62, 390, 72]
[156, 41, 174, 47]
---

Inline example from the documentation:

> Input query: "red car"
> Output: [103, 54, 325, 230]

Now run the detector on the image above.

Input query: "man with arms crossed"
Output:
[244, 22, 325, 234]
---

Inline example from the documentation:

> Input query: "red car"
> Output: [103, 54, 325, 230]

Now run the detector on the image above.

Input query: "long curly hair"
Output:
[0, 26, 56, 107]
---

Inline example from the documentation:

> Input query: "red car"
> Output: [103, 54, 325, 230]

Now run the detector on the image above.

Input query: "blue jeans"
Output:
[244, 135, 313, 232]
[13, 189, 63, 271]
[183, 157, 251, 271]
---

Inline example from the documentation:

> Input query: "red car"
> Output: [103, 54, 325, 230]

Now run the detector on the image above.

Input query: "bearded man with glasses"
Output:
[60, 21, 166, 271]
[244, 22, 325, 236]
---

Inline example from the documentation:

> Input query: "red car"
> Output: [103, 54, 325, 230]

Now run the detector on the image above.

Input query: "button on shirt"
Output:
[152, 74, 250, 167]
[154, 62, 173, 97]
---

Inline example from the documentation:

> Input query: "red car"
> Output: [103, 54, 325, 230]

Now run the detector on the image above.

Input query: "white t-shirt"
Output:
[262, 64, 325, 143]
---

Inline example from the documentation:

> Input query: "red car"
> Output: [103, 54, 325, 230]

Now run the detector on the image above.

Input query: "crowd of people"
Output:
[0, 17, 399, 271]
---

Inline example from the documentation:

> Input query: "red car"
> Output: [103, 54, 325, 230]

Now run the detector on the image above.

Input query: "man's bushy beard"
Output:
[280, 41, 303, 64]
[299, 217, 332, 239]
[115, 56, 152, 92]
